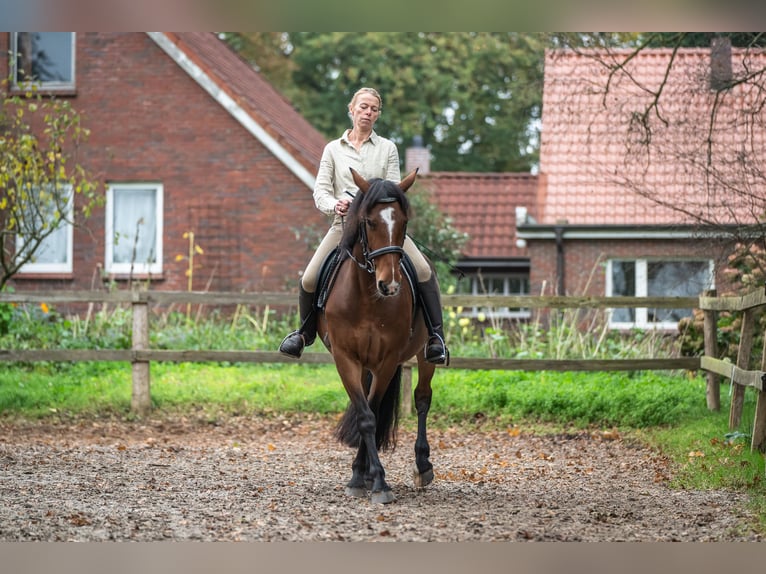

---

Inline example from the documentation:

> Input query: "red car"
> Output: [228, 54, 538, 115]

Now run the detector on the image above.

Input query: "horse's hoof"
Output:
[370, 489, 395, 504]
[345, 486, 368, 498]
[412, 464, 434, 489]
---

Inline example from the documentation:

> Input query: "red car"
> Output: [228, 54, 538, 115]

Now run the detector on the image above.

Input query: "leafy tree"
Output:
[226, 32, 545, 173]
[0, 78, 100, 289]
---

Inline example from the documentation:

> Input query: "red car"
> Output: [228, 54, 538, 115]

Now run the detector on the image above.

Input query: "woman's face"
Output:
[349, 92, 381, 130]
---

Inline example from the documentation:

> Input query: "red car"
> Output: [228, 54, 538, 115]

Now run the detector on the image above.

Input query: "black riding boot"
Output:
[419, 275, 449, 365]
[278, 285, 317, 359]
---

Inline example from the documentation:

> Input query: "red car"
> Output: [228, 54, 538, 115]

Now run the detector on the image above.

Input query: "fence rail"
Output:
[0, 290, 700, 308]
[1, 288, 764, 456]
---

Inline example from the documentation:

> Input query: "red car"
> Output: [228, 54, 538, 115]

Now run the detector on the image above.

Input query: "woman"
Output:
[279, 87, 448, 364]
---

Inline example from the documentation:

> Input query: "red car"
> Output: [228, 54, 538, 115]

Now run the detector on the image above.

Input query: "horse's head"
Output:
[342, 168, 418, 297]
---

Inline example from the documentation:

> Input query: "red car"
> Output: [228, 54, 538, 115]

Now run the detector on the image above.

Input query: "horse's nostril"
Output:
[378, 281, 400, 296]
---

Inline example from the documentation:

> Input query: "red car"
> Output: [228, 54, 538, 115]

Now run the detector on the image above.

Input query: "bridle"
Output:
[347, 197, 407, 274]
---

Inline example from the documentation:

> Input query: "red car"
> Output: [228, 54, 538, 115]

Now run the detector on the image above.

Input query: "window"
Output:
[607, 259, 713, 329]
[105, 183, 163, 276]
[456, 272, 530, 319]
[11, 32, 76, 89]
[17, 185, 73, 274]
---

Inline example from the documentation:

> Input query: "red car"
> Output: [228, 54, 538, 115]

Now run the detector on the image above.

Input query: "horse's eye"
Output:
[364, 218, 376, 229]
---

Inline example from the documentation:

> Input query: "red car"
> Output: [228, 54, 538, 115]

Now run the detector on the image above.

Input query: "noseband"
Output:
[348, 197, 407, 274]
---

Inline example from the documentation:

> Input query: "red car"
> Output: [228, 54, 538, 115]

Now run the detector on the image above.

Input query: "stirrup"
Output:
[425, 333, 449, 365]
[279, 330, 305, 359]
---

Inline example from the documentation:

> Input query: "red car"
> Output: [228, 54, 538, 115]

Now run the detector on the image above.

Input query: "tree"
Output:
[0, 78, 100, 289]
[225, 32, 545, 173]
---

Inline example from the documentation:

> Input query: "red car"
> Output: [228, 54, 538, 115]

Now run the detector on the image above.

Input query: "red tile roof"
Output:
[540, 47, 766, 226]
[420, 172, 538, 259]
[161, 32, 326, 176]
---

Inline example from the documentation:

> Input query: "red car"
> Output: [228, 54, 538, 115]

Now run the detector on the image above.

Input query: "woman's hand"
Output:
[335, 199, 351, 216]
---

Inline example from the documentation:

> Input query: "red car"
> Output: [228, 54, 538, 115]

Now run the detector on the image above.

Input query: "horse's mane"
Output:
[338, 178, 410, 256]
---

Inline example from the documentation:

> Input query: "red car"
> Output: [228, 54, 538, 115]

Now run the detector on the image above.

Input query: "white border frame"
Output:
[105, 182, 164, 276]
[17, 185, 74, 275]
[10, 32, 76, 91]
[606, 258, 714, 330]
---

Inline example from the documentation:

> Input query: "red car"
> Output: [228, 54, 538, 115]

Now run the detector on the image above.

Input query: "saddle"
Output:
[315, 246, 419, 315]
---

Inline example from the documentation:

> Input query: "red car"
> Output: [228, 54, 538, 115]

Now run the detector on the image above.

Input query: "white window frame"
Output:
[105, 183, 164, 276]
[606, 258, 714, 330]
[10, 32, 76, 90]
[17, 184, 74, 274]
[458, 272, 531, 319]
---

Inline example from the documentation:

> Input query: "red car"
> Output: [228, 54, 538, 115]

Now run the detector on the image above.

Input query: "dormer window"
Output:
[11, 32, 76, 91]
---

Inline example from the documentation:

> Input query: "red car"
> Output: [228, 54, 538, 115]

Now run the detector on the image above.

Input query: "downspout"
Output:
[555, 225, 565, 295]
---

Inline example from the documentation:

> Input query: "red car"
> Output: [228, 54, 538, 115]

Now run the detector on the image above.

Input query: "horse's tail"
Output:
[334, 367, 402, 451]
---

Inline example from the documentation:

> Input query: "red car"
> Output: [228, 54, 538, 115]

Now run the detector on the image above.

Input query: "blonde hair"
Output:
[348, 87, 382, 111]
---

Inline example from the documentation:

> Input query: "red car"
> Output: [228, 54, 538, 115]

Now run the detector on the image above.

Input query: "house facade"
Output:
[515, 43, 766, 329]
[1, 32, 328, 295]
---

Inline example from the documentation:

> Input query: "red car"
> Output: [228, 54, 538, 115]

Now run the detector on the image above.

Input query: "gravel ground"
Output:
[0, 413, 761, 542]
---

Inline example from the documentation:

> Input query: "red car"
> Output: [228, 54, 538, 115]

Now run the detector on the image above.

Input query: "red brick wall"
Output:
[528, 236, 736, 296]
[2, 33, 325, 294]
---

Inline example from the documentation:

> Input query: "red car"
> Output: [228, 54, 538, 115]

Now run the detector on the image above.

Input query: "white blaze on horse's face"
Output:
[380, 206, 396, 244]
[378, 205, 401, 296]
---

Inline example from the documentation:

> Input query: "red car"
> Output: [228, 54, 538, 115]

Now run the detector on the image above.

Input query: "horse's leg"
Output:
[346, 371, 372, 497]
[353, 395, 394, 504]
[412, 355, 436, 488]
[335, 358, 395, 503]
[346, 442, 369, 498]
[361, 365, 401, 504]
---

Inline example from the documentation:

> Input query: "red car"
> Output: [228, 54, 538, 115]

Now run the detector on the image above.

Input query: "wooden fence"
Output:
[1, 288, 764, 454]
[698, 287, 766, 454]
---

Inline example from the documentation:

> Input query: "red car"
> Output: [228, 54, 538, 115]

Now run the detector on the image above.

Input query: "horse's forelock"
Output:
[362, 179, 409, 215]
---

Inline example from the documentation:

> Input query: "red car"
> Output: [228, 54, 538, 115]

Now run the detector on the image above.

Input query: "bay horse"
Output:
[317, 167, 436, 504]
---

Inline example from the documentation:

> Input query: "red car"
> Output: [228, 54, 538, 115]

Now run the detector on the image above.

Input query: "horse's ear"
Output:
[350, 168, 370, 194]
[399, 168, 419, 193]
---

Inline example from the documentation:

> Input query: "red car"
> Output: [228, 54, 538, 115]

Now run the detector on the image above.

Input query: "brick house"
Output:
[1, 32, 328, 294]
[414, 42, 766, 330]
[516, 44, 766, 329]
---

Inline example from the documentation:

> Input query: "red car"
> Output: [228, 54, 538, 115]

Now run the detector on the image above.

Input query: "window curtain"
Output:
[112, 189, 157, 265]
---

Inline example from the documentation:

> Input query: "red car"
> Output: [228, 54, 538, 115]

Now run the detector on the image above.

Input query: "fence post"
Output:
[401, 365, 413, 415]
[730, 307, 756, 430]
[751, 336, 766, 453]
[702, 289, 720, 411]
[131, 291, 151, 416]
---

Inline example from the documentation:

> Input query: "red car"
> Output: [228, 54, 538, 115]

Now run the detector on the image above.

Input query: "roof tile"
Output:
[420, 172, 538, 259]
[541, 47, 766, 226]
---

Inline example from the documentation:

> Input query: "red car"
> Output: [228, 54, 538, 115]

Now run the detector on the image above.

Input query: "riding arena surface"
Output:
[0, 413, 761, 542]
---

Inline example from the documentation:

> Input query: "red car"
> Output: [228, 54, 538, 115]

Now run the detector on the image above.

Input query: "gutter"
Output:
[516, 223, 751, 240]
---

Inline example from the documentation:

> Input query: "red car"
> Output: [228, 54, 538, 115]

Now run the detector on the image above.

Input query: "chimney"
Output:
[710, 36, 732, 91]
[405, 135, 430, 175]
